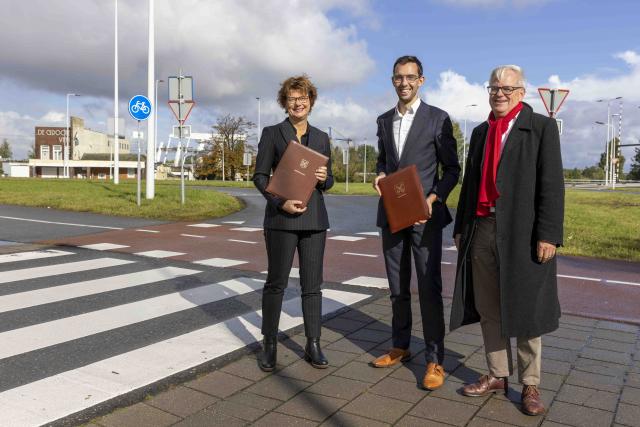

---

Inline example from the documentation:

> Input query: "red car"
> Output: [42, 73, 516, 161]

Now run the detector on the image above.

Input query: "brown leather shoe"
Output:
[461, 375, 508, 397]
[371, 348, 411, 368]
[422, 362, 445, 390]
[521, 385, 545, 416]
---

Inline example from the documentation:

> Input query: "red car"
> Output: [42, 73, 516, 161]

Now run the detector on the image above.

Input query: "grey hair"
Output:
[490, 65, 526, 87]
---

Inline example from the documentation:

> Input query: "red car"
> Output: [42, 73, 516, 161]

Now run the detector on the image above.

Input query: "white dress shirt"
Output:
[393, 97, 422, 157]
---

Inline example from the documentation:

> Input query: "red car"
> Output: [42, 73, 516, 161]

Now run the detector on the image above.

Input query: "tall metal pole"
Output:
[65, 94, 69, 179]
[113, 0, 119, 184]
[363, 138, 367, 183]
[155, 79, 163, 166]
[137, 121, 142, 206]
[146, 0, 155, 198]
[256, 97, 261, 140]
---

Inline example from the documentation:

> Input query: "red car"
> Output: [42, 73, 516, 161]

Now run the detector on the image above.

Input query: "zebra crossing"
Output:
[0, 248, 374, 426]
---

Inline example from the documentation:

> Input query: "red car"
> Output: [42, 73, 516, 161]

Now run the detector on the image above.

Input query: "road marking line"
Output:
[343, 252, 377, 258]
[0, 289, 369, 426]
[329, 236, 366, 242]
[180, 234, 205, 239]
[356, 231, 379, 236]
[0, 250, 73, 264]
[0, 267, 200, 314]
[260, 267, 300, 278]
[557, 274, 601, 282]
[80, 243, 129, 251]
[223, 221, 245, 225]
[0, 278, 264, 359]
[193, 258, 248, 268]
[134, 250, 185, 259]
[136, 229, 160, 233]
[605, 279, 640, 287]
[342, 276, 388, 289]
[0, 258, 134, 284]
[187, 223, 220, 228]
[230, 227, 262, 232]
[228, 239, 258, 245]
[0, 216, 123, 230]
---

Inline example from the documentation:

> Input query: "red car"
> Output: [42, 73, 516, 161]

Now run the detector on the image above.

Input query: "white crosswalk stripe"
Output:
[0, 249, 73, 264]
[0, 250, 372, 426]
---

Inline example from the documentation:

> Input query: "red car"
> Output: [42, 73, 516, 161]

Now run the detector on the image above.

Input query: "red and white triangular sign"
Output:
[538, 88, 570, 117]
[168, 100, 195, 123]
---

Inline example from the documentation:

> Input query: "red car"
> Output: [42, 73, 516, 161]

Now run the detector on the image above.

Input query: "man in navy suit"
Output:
[370, 56, 460, 391]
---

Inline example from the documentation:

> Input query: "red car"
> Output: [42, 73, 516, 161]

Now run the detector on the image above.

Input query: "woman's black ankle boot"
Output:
[304, 337, 328, 369]
[258, 335, 277, 372]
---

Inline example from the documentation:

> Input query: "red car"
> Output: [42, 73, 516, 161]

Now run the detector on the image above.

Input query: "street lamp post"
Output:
[611, 113, 621, 189]
[146, 0, 155, 199]
[256, 97, 261, 141]
[462, 104, 477, 177]
[595, 120, 612, 183]
[597, 97, 622, 186]
[155, 78, 164, 165]
[113, 0, 119, 184]
[362, 137, 367, 183]
[65, 93, 80, 178]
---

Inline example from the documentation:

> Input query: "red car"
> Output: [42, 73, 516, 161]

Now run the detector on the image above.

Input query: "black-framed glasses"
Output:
[487, 86, 523, 95]
[287, 96, 310, 104]
[392, 74, 421, 84]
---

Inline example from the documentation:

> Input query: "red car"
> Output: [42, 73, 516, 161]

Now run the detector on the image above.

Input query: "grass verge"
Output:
[0, 178, 243, 221]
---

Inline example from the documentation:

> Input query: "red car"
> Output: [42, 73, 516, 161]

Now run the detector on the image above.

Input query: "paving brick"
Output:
[541, 359, 572, 376]
[539, 371, 565, 392]
[354, 346, 390, 363]
[225, 392, 282, 412]
[615, 402, 640, 426]
[559, 315, 597, 328]
[288, 334, 331, 350]
[542, 346, 578, 363]
[581, 346, 632, 365]
[174, 409, 248, 427]
[338, 310, 377, 324]
[326, 337, 378, 354]
[321, 348, 359, 367]
[409, 396, 478, 426]
[389, 361, 425, 383]
[565, 369, 624, 393]
[346, 328, 391, 343]
[595, 320, 639, 333]
[323, 316, 368, 333]
[275, 391, 348, 422]
[333, 360, 392, 383]
[467, 417, 520, 427]
[319, 327, 347, 343]
[542, 335, 585, 351]
[445, 341, 481, 358]
[321, 411, 391, 426]
[447, 331, 486, 346]
[627, 372, 640, 388]
[277, 359, 336, 382]
[447, 364, 486, 385]
[464, 352, 490, 370]
[306, 374, 370, 400]
[456, 323, 484, 336]
[621, 386, 640, 405]
[247, 375, 311, 401]
[555, 383, 619, 412]
[476, 396, 547, 427]
[547, 401, 614, 427]
[548, 327, 592, 341]
[146, 386, 218, 418]
[364, 320, 393, 333]
[395, 414, 451, 426]
[358, 303, 392, 317]
[369, 376, 426, 403]
[589, 337, 636, 353]
[592, 329, 637, 343]
[574, 357, 628, 378]
[98, 403, 180, 427]
[342, 392, 413, 423]
[221, 356, 273, 381]
[185, 371, 253, 398]
[252, 411, 317, 426]
[211, 400, 270, 422]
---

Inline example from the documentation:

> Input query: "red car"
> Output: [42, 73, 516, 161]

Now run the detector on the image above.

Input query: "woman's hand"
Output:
[315, 166, 328, 183]
[281, 200, 307, 214]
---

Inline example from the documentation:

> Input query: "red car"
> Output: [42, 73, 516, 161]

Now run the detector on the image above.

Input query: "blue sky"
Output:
[1, 0, 639, 170]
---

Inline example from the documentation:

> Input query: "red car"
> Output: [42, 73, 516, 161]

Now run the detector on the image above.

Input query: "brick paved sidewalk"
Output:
[89, 296, 640, 427]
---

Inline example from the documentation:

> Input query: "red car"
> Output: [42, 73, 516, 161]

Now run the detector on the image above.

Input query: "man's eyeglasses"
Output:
[487, 86, 523, 95]
[392, 74, 421, 84]
[287, 96, 310, 104]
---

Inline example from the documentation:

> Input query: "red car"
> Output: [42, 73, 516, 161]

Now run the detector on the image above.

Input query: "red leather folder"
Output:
[266, 141, 329, 207]
[379, 165, 428, 233]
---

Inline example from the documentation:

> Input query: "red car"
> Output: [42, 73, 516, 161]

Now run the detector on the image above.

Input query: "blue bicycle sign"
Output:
[128, 95, 152, 121]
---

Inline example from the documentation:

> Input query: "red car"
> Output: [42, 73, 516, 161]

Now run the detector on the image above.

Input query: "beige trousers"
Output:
[470, 216, 541, 386]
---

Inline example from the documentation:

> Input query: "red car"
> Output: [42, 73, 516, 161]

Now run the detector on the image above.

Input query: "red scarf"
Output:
[476, 102, 523, 217]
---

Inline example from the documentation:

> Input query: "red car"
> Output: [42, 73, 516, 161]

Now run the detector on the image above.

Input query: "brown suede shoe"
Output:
[371, 348, 411, 368]
[521, 385, 545, 416]
[422, 362, 445, 390]
[461, 375, 508, 397]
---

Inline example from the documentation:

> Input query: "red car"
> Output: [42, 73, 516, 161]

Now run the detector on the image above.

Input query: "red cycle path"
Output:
[44, 222, 640, 324]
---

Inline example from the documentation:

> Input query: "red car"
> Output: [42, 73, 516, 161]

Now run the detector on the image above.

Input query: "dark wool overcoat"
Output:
[449, 102, 565, 338]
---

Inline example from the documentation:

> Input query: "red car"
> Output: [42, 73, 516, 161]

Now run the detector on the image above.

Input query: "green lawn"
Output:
[0, 178, 243, 221]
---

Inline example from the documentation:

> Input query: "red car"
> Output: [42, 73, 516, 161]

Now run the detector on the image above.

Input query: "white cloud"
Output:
[615, 50, 640, 66]
[40, 111, 65, 123]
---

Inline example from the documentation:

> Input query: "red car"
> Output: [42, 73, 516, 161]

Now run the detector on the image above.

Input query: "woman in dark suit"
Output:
[253, 75, 334, 371]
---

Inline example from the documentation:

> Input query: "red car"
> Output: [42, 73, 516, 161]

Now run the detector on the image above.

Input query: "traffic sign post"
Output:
[243, 152, 252, 185]
[129, 95, 152, 207]
[168, 72, 195, 205]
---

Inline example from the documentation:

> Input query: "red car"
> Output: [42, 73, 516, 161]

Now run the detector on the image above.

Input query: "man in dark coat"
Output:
[370, 55, 460, 391]
[450, 65, 564, 416]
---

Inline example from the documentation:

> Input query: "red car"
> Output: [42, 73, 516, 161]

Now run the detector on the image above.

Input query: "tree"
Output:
[627, 147, 640, 181]
[196, 115, 255, 180]
[0, 139, 12, 159]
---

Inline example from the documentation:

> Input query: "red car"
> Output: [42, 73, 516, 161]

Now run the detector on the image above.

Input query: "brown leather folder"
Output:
[379, 165, 428, 233]
[266, 141, 329, 207]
